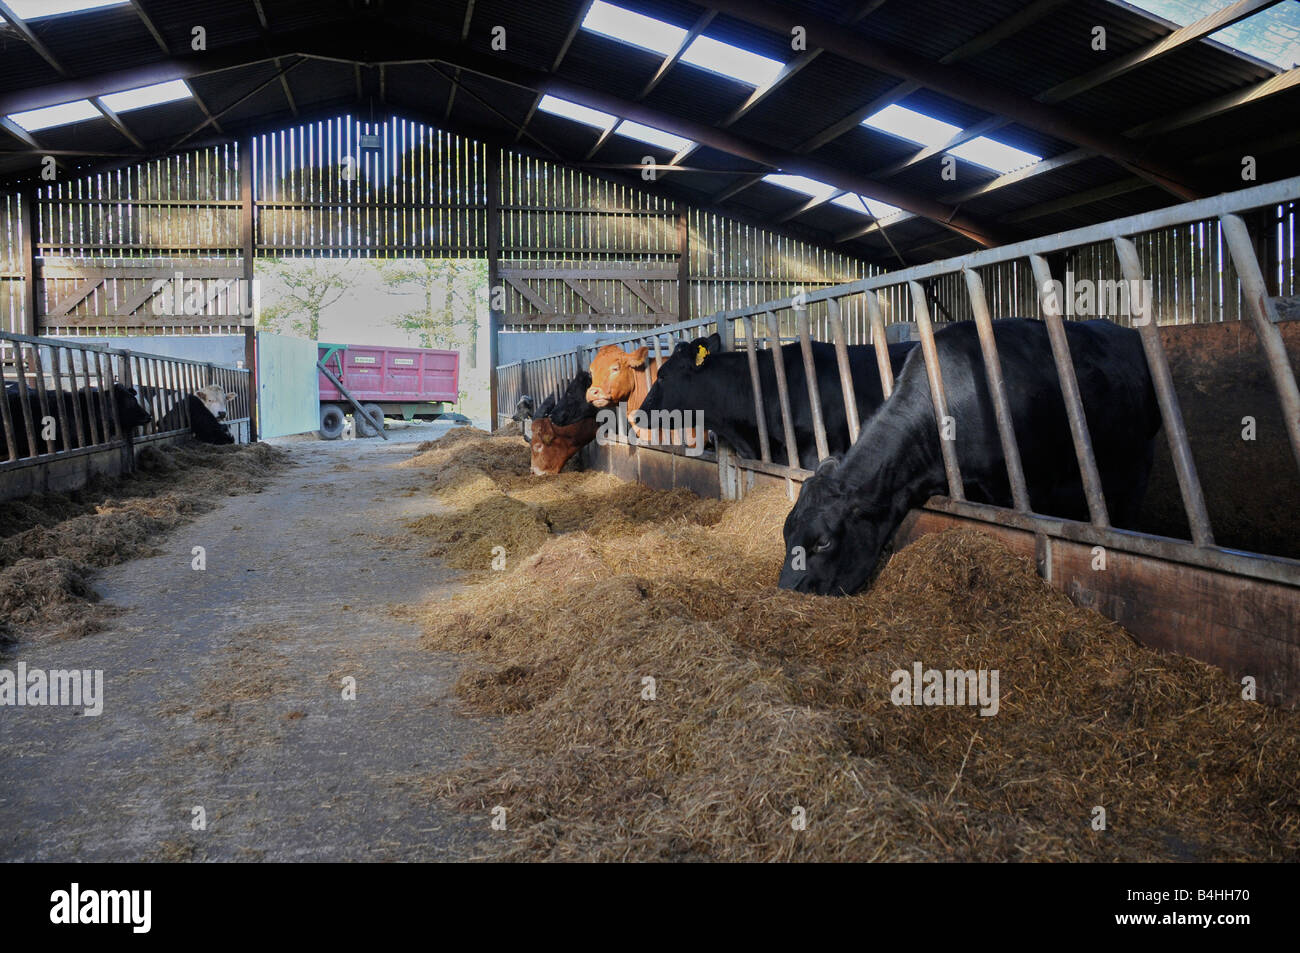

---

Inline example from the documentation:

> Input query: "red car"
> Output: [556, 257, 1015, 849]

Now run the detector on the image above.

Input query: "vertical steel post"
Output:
[1028, 253, 1111, 528]
[1114, 236, 1214, 546]
[1220, 212, 1300, 476]
[865, 290, 894, 399]
[826, 297, 860, 445]
[764, 311, 801, 473]
[907, 280, 964, 500]
[795, 302, 830, 461]
[743, 315, 772, 463]
[963, 267, 1030, 512]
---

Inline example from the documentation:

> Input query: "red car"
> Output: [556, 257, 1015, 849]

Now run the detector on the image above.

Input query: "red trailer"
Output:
[316, 342, 460, 439]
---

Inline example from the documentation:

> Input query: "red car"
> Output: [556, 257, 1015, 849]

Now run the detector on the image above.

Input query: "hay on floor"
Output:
[0, 441, 290, 643]
[404, 426, 1300, 862]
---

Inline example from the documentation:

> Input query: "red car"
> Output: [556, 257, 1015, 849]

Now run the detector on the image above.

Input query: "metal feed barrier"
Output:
[1, 331, 252, 482]
[498, 175, 1300, 704]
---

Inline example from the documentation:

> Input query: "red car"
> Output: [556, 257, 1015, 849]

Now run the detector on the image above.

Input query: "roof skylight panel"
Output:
[1118, 0, 1300, 69]
[5, 0, 126, 19]
[100, 80, 192, 113]
[581, 0, 687, 58]
[9, 99, 101, 131]
[863, 104, 1040, 174]
[763, 174, 839, 202]
[831, 193, 902, 219]
[614, 120, 692, 153]
[679, 35, 784, 87]
[537, 95, 617, 131]
[949, 137, 1041, 174]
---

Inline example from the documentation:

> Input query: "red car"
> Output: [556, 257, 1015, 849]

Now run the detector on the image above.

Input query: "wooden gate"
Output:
[499, 263, 680, 328]
[37, 261, 249, 335]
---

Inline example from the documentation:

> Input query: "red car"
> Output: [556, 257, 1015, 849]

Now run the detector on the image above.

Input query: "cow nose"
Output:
[217, 410, 227, 419]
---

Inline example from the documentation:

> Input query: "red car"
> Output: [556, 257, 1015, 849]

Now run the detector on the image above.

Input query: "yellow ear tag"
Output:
[695, 345, 708, 367]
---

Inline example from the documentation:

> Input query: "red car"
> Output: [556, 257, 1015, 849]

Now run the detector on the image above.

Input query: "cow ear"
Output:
[695, 332, 723, 366]
[816, 455, 840, 476]
[225, 392, 237, 403]
[629, 346, 649, 368]
[541, 431, 554, 445]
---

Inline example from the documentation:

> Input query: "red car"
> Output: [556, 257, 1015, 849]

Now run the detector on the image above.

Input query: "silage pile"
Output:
[0, 442, 288, 643]
[404, 428, 1300, 862]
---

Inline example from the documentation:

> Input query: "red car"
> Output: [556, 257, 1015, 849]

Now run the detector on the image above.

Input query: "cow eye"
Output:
[814, 536, 833, 553]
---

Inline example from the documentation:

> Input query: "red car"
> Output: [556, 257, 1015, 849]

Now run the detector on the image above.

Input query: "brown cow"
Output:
[530, 415, 598, 476]
[586, 344, 653, 410]
[585, 344, 698, 446]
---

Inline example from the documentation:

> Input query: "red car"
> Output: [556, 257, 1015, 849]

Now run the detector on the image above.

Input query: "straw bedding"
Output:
[0, 442, 289, 643]
[403, 428, 1300, 861]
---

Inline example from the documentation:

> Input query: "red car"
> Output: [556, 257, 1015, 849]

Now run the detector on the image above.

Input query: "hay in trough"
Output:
[405, 428, 1300, 862]
[0, 441, 289, 643]
[406, 465, 552, 572]
[403, 426, 531, 480]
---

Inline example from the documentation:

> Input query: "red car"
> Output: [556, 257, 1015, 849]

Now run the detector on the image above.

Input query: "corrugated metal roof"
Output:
[0, 0, 1294, 266]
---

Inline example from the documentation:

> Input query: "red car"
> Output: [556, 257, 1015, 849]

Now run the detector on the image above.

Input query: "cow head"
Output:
[511, 395, 535, 422]
[639, 332, 722, 417]
[548, 370, 596, 427]
[530, 415, 597, 476]
[194, 384, 237, 420]
[112, 382, 152, 430]
[586, 345, 650, 408]
[779, 456, 889, 597]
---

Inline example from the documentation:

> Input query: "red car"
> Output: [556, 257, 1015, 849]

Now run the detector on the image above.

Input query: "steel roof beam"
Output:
[130, 0, 225, 134]
[702, 0, 1205, 199]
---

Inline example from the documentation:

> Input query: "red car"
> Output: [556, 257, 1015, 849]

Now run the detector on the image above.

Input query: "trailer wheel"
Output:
[319, 404, 346, 440]
[355, 403, 385, 437]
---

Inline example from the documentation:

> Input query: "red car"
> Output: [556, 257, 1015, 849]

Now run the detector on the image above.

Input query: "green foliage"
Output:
[257, 257, 358, 339]
[379, 258, 488, 356]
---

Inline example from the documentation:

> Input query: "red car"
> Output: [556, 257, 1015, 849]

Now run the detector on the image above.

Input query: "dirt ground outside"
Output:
[0, 423, 497, 862]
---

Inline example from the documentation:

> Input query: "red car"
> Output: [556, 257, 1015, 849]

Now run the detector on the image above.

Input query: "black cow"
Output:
[638, 332, 917, 468]
[503, 375, 594, 444]
[779, 318, 1161, 596]
[2, 381, 151, 459]
[547, 370, 598, 427]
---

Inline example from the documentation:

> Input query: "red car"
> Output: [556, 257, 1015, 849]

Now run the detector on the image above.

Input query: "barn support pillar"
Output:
[239, 136, 259, 441]
[18, 187, 36, 336]
[676, 203, 690, 322]
[487, 148, 502, 431]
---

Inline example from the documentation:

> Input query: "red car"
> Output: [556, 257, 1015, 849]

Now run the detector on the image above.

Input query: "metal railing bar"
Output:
[827, 297, 861, 445]
[743, 315, 772, 464]
[765, 311, 801, 474]
[964, 267, 1030, 513]
[706, 176, 1300, 324]
[12, 345, 40, 455]
[1114, 235, 1214, 547]
[795, 303, 830, 462]
[866, 290, 895, 400]
[908, 279, 965, 501]
[1219, 212, 1300, 477]
[1027, 253, 1111, 528]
